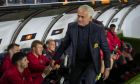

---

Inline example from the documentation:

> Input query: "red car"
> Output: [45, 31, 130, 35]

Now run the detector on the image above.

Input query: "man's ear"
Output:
[46, 44, 48, 47]
[9, 49, 12, 53]
[9, 49, 13, 55]
[32, 47, 35, 51]
[16, 61, 20, 66]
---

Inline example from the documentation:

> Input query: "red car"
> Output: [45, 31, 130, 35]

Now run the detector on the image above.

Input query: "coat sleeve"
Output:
[53, 23, 71, 60]
[99, 27, 111, 68]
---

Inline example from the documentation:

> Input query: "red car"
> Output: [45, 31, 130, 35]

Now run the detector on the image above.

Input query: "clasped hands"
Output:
[42, 60, 60, 77]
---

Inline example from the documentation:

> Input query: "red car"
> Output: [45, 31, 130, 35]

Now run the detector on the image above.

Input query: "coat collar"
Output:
[72, 22, 97, 45]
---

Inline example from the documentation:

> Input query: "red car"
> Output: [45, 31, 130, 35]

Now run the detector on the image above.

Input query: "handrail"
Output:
[2, 0, 138, 7]
[2, 1, 90, 6]
[0, 0, 139, 11]
[0, 1, 91, 11]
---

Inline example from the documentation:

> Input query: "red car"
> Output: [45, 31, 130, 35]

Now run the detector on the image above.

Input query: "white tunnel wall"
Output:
[45, 11, 100, 42]
[108, 5, 132, 32]
[121, 5, 140, 39]
[46, 13, 77, 42]
[97, 7, 118, 26]
[0, 20, 21, 53]
[92, 10, 101, 19]
[15, 16, 56, 48]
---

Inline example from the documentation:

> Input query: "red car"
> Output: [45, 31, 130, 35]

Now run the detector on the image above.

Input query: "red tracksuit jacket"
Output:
[0, 66, 33, 84]
[1, 54, 14, 73]
[27, 52, 50, 83]
[107, 30, 121, 52]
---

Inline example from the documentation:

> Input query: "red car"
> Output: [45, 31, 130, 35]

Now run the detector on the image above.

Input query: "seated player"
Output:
[27, 40, 59, 84]
[0, 52, 33, 84]
[1, 43, 20, 73]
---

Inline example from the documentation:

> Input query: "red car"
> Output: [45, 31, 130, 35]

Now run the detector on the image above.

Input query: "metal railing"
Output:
[1, 0, 139, 7]
[0, 0, 90, 6]
[3, 0, 81, 6]
[3, 0, 56, 6]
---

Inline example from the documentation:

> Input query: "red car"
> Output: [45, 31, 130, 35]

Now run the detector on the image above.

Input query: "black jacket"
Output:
[54, 22, 110, 73]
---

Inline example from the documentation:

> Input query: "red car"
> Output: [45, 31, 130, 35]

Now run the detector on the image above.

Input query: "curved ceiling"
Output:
[0, 3, 139, 53]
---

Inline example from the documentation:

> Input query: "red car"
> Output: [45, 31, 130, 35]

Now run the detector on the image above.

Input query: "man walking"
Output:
[54, 5, 111, 84]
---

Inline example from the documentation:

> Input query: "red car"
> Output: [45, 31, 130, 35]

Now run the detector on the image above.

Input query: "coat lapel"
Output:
[89, 23, 97, 64]
[89, 23, 100, 73]
[71, 22, 78, 66]
[72, 23, 78, 47]
[89, 23, 94, 55]
[89, 23, 98, 48]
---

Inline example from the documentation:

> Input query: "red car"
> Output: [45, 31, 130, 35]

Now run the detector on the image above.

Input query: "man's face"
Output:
[111, 27, 115, 33]
[77, 9, 92, 27]
[33, 44, 43, 56]
[11, 46, 20, 54]
[47, 41, 56, 52]
[19, 57, 29, 69]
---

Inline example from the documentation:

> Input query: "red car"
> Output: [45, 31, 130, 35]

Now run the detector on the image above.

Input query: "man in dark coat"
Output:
[54, 5, 111, 84]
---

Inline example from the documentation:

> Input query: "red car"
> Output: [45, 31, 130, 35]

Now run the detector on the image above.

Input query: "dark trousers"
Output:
[69, 63, 96, 84]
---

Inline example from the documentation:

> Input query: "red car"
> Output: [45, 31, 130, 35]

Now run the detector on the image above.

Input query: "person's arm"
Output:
[53, 23, 71, 60]
[99, 27, 111, 80]
[99, 27, 111, 68]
